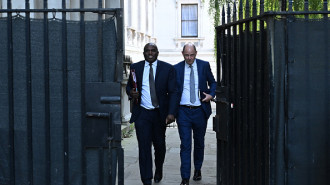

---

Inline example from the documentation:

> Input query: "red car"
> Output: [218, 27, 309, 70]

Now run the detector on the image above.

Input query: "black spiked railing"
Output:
[215, 1, 329, 185]
[289, 0, 293, 11]
[239, 0, 243, 20]
[282, 0, 287, 11]
[260, 0, 264, 14]
[222, 5, 226, 25]
[233, 3, 237, 22]
[245, 0, 250, 18]
[219, 0, 329, 28]
[324, 0, 329, 18]
[253, 0, 257, 17]
[227, 3, 231, 24]
[305, 0, 309, 19]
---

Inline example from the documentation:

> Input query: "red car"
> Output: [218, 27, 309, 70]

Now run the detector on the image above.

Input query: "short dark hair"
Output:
[144, 43, 158, 52]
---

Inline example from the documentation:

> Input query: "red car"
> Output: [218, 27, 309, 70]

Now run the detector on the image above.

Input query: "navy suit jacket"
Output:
[174, 59, 216, 119]
[126, 60, 178, 124]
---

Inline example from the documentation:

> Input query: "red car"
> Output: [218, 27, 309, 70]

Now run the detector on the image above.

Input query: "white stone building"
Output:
[124, 0, 216, 66]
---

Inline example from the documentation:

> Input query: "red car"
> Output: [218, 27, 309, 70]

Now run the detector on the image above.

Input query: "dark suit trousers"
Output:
[135, 107, 166, 184]
[177, 106, 207, 179]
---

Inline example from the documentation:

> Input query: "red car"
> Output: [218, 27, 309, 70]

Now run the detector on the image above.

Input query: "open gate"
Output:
[0, 1, 124, 185]
[214, 1, 329, 185]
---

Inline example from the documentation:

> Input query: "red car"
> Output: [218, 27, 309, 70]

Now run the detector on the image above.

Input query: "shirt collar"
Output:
[185, 59, 196, 68]
[145, 60, 158, 67]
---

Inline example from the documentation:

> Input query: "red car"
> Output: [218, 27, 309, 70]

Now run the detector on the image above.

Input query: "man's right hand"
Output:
[130, 88, 139, 99]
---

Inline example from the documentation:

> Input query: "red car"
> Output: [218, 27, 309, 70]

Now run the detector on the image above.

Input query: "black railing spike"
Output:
[233, 2, 237, 22]
[239, 0, 243, 20]
[222, 5, 226, 25]
[260, 0, 264, 14]
[304, 0, 309, 19]
[246, 0, 250, 18]
[227, 3, 231, 23]
[282, 0, 287, 11]
[304, 0, 309, 11]
[253, 0, 257, 16]
[289, 0, 293, 11]
[324, 0, 328, 11]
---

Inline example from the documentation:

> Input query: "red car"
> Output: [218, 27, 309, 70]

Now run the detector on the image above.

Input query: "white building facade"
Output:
[124, 0, 216, 66]
[154, 0, 215, 66]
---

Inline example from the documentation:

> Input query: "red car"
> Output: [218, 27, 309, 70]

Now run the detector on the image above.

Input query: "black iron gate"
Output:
[0, 1, 124, 185]
[214, 0, 329, 185]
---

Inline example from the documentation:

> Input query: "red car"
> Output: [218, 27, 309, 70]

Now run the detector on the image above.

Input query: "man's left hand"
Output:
[202, 92, 213, 102]
[166, 114, 175, 125]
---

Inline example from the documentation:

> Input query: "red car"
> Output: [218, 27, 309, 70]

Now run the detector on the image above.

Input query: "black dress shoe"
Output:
[180, 179, 189, 185]
[154, 170, 163, 183]
[193, 170, 202, 181]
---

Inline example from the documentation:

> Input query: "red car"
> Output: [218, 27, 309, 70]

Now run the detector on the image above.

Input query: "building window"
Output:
[181, 4, 198, 37]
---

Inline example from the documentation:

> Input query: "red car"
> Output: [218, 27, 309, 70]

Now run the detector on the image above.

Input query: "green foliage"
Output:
[206, 0, 328, 53]
[207, 0, 328, 22]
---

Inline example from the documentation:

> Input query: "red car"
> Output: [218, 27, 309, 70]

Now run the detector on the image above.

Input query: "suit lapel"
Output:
[196, 59, 203, 89]
[155, 61, 161, 86]
[136, 61, 145, 90]
[179, 61, 185, 92]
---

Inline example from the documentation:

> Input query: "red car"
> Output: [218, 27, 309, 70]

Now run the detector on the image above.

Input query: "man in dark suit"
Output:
[174, 43, 216, 185]
[126, 43, 177, 185]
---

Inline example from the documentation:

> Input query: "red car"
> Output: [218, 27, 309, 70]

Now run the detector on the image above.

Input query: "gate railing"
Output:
[214, 0, 329, 185]
[0, 0, 124, 185]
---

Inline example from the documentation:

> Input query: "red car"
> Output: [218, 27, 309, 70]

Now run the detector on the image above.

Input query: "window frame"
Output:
[181, 3, 198, 38]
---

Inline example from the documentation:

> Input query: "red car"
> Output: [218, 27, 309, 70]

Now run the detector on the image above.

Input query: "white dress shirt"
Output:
[180, 60, 201, 106]
[141, 60, 158, 109]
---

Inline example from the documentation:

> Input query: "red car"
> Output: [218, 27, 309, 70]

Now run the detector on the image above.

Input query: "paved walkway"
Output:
[122, 111, 217, 185]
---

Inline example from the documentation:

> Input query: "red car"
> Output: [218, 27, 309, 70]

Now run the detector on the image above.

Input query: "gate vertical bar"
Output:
[289, 0, 293, 11]
[303, 2, 312, 184]
[323, 0, 328, 19]
[238, 1, 243, 184]
[110, 112, 117, 185]
[98, 0, 104, 82]
[216, 5, 226, 185]
[226, 4, 232, 185]
[232, 3, 239, 185]
[216, 0, 221, 84]
[323, 0, 329, 176]
[244, 0, 251, 184]
[215, 27, 221, 185]
[61, 0, 69, 184]
[99, 148, 104, 185]
[7, 0, 15, 184]
[80, 0, 87, 184]
[115, 8, 124, 82]
[304, 0, 309, 19]
[257, 1, 263, 184]
[259, 1, 269, 184]
[284, 3, 290, 185]
[43, 0, 51, 184]
[115, 7, 125, 185]
[221, 6, 226, 184]
[251, 0, 257, 184]
[282, 0, 287, 11]
[25, 0, 33, 184]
